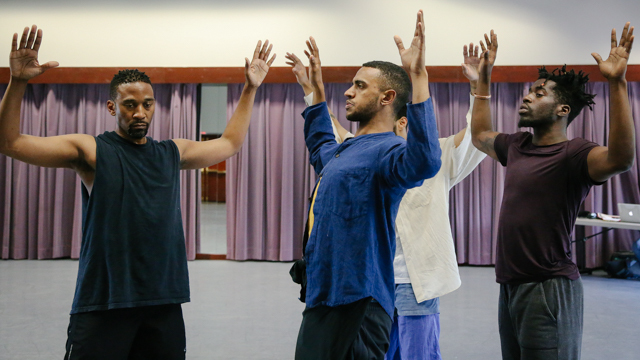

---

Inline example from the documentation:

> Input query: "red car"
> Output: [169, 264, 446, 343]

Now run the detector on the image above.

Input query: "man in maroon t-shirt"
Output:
[469, 24, 635, 359]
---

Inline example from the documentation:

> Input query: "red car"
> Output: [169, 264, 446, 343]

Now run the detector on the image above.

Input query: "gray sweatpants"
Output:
[499, 277, 583, 360]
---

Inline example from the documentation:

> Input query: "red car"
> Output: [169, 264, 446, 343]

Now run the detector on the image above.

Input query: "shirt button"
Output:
[335, 154, 340, 158]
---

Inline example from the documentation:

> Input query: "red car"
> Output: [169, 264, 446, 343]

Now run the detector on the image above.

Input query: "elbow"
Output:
[614, 158, 635, 173]
[424, 157, 442, 180]
[0, 138, 15, 157]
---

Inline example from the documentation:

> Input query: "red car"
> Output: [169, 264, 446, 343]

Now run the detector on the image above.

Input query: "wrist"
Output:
[608, 78, 627, 88]
[10, 76, 29, 85]
[243, 81, 259, 92]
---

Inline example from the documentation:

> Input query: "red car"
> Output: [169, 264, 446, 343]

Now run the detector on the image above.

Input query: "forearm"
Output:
[471, 72, 494, 143]
[221, 83, 257, 151]
[607, 79, 636, 168]
[0, 77, 28, 153]
[304, 102, 338, 172]
[391, 99, 441, 184]
[411, 71, 430, 103]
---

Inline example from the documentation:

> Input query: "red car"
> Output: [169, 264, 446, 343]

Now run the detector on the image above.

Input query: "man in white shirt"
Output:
[286, 43, 486, 360]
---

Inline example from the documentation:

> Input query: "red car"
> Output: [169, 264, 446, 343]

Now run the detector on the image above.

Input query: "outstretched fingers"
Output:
[11, 33, 18, 52]
[19, 27, 29, 50]
[252, 40, 262, 61]
[491, 30, 498, 49]
[623, 25, 634, 54]
[33, 29, 44, 52]
[26, 25, 37, 49]
[394, 35, 405, 53]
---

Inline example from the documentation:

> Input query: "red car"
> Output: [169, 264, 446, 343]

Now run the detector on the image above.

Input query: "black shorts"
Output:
[64, 304, 186, 360]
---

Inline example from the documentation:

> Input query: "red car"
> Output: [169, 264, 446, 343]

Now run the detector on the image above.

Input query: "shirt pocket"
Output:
[328, 168, 371, 220]
[404, 181, 432, 208]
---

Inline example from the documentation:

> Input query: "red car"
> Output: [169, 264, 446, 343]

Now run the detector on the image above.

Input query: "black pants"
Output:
[295, 297, 393, 360]
[64, 304, 186, 360]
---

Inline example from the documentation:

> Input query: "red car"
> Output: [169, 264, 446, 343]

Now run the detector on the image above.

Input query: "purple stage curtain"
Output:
[0, 83, 199, 260]
[226, 81, 640, 267]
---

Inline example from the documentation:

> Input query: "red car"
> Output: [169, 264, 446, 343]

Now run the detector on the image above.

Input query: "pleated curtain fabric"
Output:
[0, 83, 199, 260]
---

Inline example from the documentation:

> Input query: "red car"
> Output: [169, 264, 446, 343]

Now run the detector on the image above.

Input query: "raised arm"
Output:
[470, 30, 500, 161]
[382, 10, 441, 186]
[301, 37, 341, 173]
[454, 42, 480, 147]
[285, 51, 352, 142]
[587, 22, 636, 182]
[173, 40, 275, 169]
[0, 25, 96, 175]
[394, 10, 429, 103]
[304, 37, 326, 105]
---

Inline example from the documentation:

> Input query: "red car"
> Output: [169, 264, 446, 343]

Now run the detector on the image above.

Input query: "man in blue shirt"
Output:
[294, 10, 442, 360]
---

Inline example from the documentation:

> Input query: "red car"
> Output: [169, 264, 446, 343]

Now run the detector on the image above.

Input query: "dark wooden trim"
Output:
[195, 253, 227, 260]
[2, 65, 639, 84]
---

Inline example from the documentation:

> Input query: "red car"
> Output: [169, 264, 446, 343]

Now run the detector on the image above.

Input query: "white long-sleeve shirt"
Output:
[304, 93, 485, 303]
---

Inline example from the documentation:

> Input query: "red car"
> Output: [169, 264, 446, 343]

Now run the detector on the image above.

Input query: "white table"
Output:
[574, 217, 640, 271]
[575, 218, 640, 231]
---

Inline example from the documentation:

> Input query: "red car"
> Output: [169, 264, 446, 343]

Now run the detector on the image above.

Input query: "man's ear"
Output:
[558, 104, 571, 118]
[381, 89, 397, 107]
[397, 117, 408, 130]
[107, 100, 116, 116]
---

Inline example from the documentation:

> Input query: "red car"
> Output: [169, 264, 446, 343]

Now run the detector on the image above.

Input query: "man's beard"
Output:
[518, 106, 556, 128]
[346, 100, 378, 123]
[127, 124, 148, 139]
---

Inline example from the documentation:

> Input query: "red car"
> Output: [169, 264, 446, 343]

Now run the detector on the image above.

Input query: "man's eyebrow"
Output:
[354, 80, 366, 86]
[144, 98, 155, 102]
[529, 85, 547, 92]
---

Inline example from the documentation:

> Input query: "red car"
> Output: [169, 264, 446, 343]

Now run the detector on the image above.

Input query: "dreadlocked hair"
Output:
[537, 65, 595, 124]
[109, 69, 152, 100]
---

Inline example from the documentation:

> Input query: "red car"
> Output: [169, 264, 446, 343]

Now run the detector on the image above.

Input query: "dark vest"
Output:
[71, 131, 190, 314]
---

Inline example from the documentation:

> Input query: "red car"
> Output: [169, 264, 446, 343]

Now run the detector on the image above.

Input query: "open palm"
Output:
[592, 23, 634, 81]
[10, 25, 58, 80]
[245, 40, 276, 88]
[394, 10, 426, 75]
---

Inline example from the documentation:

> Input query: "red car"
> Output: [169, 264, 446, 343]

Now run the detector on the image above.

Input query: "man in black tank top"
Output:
[0, 25, 276, 359]
[469, 24, 635, 359]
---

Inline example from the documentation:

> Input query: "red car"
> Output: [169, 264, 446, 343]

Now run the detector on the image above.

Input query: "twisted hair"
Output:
[362, 61, 411, 118]
[537, 65, 595, 124]
[109, 69, 152, 100]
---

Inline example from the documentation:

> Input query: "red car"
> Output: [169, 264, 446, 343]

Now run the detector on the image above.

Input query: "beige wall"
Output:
[0, 0, 638, 67]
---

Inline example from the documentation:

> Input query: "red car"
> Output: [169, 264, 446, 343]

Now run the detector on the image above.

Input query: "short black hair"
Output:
[537, 65, 595, 124]
[109, 69, 152, 100]
[362, 61, 411, 117]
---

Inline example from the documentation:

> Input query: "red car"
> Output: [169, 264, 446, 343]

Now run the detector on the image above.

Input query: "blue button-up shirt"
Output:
[303, 98, 441, 318]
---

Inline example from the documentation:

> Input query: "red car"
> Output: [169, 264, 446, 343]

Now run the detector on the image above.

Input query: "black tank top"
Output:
[71, 131, 189, 314]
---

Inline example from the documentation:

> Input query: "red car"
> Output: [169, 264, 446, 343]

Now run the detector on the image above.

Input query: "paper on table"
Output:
[596, 213, 621, 222]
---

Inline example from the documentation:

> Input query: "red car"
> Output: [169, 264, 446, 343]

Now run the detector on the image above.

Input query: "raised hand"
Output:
[461, 42, 480, 83]
[394, 10, 426, 76]
[10, 25, 59, 81]
[304, 37, 325, 103]
[478, 30, 498, 79]
[285, 52, 312, 94]
[592, 22, 634, 81]
[245, 40, 276, 88]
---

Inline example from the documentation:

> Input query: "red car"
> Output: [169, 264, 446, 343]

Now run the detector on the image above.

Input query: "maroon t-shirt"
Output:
[494, 132, 602, 284]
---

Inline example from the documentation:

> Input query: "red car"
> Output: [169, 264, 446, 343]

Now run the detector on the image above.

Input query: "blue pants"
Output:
[385, 284, 442, 360]
[385, 313, 441, 360]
